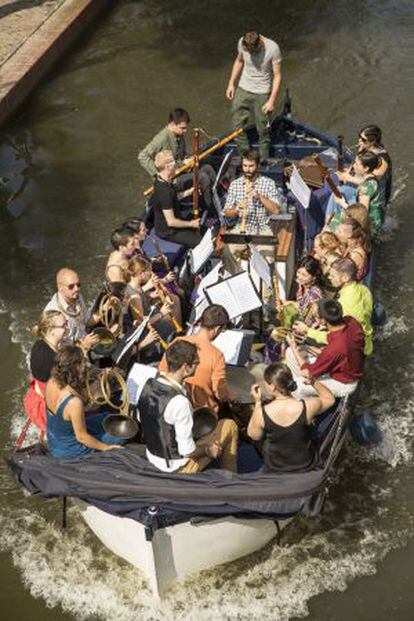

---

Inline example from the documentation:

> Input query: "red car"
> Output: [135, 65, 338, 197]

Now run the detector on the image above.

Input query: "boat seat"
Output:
[142, 230, 187, 269]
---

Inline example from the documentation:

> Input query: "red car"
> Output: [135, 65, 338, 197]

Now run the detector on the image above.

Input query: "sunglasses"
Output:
[66, 282, 81, 290]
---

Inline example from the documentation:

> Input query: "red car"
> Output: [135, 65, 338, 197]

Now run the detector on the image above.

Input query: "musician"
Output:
[151, 150, 201, 249]
[45, 346, 125, 460]
[44, 268, 99, 348]
[224, 149, 286, 231]
[106, 227, 138, 283]
[285, 299, 365, 399]
[138, 340, 238, 473]
[226, 31, 282, 158]
[24, 311, 68, 431]
[138, 108, 216, 211]
[293, 257, 373, 356]
[159, 305, 231, 414]
[224, 149, 286, 296]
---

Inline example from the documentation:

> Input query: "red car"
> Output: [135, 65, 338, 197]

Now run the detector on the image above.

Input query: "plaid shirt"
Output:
[224, 174, 286, 233]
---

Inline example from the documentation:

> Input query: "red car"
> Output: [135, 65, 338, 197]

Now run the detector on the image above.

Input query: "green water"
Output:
[0, 1, 413, 619]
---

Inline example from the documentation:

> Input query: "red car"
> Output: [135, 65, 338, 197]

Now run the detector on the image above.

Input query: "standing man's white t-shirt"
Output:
[237, 36, 282, 94]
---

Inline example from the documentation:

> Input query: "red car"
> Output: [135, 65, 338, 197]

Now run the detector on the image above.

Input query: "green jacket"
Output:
[138, 127, 186, 177]
[307, 281, 373, 356]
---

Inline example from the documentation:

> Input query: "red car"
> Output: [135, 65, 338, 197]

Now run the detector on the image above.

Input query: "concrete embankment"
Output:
[0, 0, 111, 127]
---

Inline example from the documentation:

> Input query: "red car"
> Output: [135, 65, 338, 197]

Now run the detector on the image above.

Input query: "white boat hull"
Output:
[74, 499, 291, 598]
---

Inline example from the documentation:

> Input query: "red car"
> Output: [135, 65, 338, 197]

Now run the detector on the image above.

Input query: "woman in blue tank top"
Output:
[247, 363, 335, 473]
[45, 345, 124, 460]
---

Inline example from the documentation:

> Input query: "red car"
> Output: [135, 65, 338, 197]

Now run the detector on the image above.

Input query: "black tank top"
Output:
[262, 400, 316, 473]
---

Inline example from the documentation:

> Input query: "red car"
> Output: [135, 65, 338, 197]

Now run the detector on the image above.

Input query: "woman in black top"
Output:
[247, 363, 335, 473]
[24, 310, 68, 430]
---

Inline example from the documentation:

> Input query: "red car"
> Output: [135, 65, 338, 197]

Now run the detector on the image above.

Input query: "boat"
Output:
[9, 97, 377, 599]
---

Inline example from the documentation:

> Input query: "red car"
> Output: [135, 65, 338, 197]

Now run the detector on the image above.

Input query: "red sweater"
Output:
[302, 317, 365, 383]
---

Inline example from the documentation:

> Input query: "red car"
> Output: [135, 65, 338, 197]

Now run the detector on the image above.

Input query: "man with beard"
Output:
[226, 31, 282, 158]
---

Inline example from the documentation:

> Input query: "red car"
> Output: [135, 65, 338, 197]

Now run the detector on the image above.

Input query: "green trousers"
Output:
[231, 87, 270, 158]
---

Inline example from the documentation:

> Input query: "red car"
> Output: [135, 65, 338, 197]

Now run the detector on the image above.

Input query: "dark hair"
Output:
[242, 31, 261, 54]
[122, 218, 146, 234]
[264, 363, 297, 396]
[110, 227, 135, 250]
[297, 255, 323, 287]
[359, 125, 382, 146]
[200, 304, 230, 329]
[105, 281, 127, 300]
[331, 256, 358, 281]
[51, 345, 87, 397]
[356, 150, 380, 173]
[168, 108, 190, 125]
[242, 149, 261, 165]
[317, 299, 343, 326]
[165, 340, 199, 372]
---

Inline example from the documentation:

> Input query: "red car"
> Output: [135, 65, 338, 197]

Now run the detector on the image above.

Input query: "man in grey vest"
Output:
[138, 340, 238, 473]
[226, 31, 282, 158]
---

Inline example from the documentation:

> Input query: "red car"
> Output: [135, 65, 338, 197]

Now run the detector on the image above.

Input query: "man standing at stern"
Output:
[226, 31, 282, 158]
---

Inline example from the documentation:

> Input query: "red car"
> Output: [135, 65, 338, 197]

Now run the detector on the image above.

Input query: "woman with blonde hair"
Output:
[313, 231, 344, 275]
[336, 218, 369, 282]
[24, 310, 68, 431]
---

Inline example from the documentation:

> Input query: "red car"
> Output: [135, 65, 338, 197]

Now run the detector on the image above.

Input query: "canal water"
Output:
[0, 0, 413, 619]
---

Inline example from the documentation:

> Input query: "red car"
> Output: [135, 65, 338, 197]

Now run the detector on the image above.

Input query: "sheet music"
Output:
[205, 272, 262, 319]
[228, 272, 262, 315]
[193, 295, 210, 322]
[196, 261, 223, 297]
[250, 247, 272, 288]
[205, 279, 240, 319]
[126, 363, 157, 407]
[289, 165, 311, 209]
[212, 330, 243, 365]
[115, 310, 155, 364]
[190, 228, 215, 274]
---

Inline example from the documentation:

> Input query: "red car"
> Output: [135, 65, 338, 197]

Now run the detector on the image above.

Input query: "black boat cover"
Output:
[8, 445, 327, 522]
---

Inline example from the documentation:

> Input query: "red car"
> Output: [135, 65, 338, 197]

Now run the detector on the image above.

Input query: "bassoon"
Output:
[143, 128, 243, 197]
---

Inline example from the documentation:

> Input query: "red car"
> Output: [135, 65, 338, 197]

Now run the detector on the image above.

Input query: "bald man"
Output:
[44, 268, 98, 348]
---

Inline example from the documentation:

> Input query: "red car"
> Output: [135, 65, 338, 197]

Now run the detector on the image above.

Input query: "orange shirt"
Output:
[159, 333, 229, 413]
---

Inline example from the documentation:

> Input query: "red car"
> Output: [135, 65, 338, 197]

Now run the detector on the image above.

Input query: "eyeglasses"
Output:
[53, 323, 68, 330]
[66, 282, 81, 290]
[358, 134, 368, 142]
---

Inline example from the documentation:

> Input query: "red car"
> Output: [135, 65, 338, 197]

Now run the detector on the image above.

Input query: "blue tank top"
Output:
[46, 393, 93, 460]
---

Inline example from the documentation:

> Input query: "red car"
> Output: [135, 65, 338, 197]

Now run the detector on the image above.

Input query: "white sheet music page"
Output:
[196, 261, 223, 297]
[250, 247, 272, 288]
[205, 279, 240, 319]
[193, 295, 210, 322]
[290, 165, 311, 209]
[228, 272, 262, 315]
[190, 228, 215, 274]
[213, 330, 244, 365]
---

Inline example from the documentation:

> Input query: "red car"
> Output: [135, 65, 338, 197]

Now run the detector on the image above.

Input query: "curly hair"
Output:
[51, 345, 87, 398]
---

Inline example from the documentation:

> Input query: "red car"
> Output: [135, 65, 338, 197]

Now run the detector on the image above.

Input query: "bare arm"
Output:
[67, 398, 122, 451]
[303, 377, 336, 421]
[257, 193, 281, 215]
[247, 384, 265, 441]
[226, 53, 244, 100]
[163, 208, 199, 229]
[262, 62, 282, 113]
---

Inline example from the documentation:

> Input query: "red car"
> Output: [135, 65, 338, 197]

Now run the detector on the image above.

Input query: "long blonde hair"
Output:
[31, 310, 64, 339]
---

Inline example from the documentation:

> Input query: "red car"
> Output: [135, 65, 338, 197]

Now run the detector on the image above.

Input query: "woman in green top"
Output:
[332, 151, 384, 242]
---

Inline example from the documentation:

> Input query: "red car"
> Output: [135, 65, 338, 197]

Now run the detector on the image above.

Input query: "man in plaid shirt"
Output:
[224, 149, 286, 232]
[222, 149, 287, 302]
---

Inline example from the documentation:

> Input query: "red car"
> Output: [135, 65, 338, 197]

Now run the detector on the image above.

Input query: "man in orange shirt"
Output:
[159, 305, 231, 414]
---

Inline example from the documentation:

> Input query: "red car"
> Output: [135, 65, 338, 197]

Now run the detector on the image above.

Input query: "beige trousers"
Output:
[178, 418, 238, 473]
